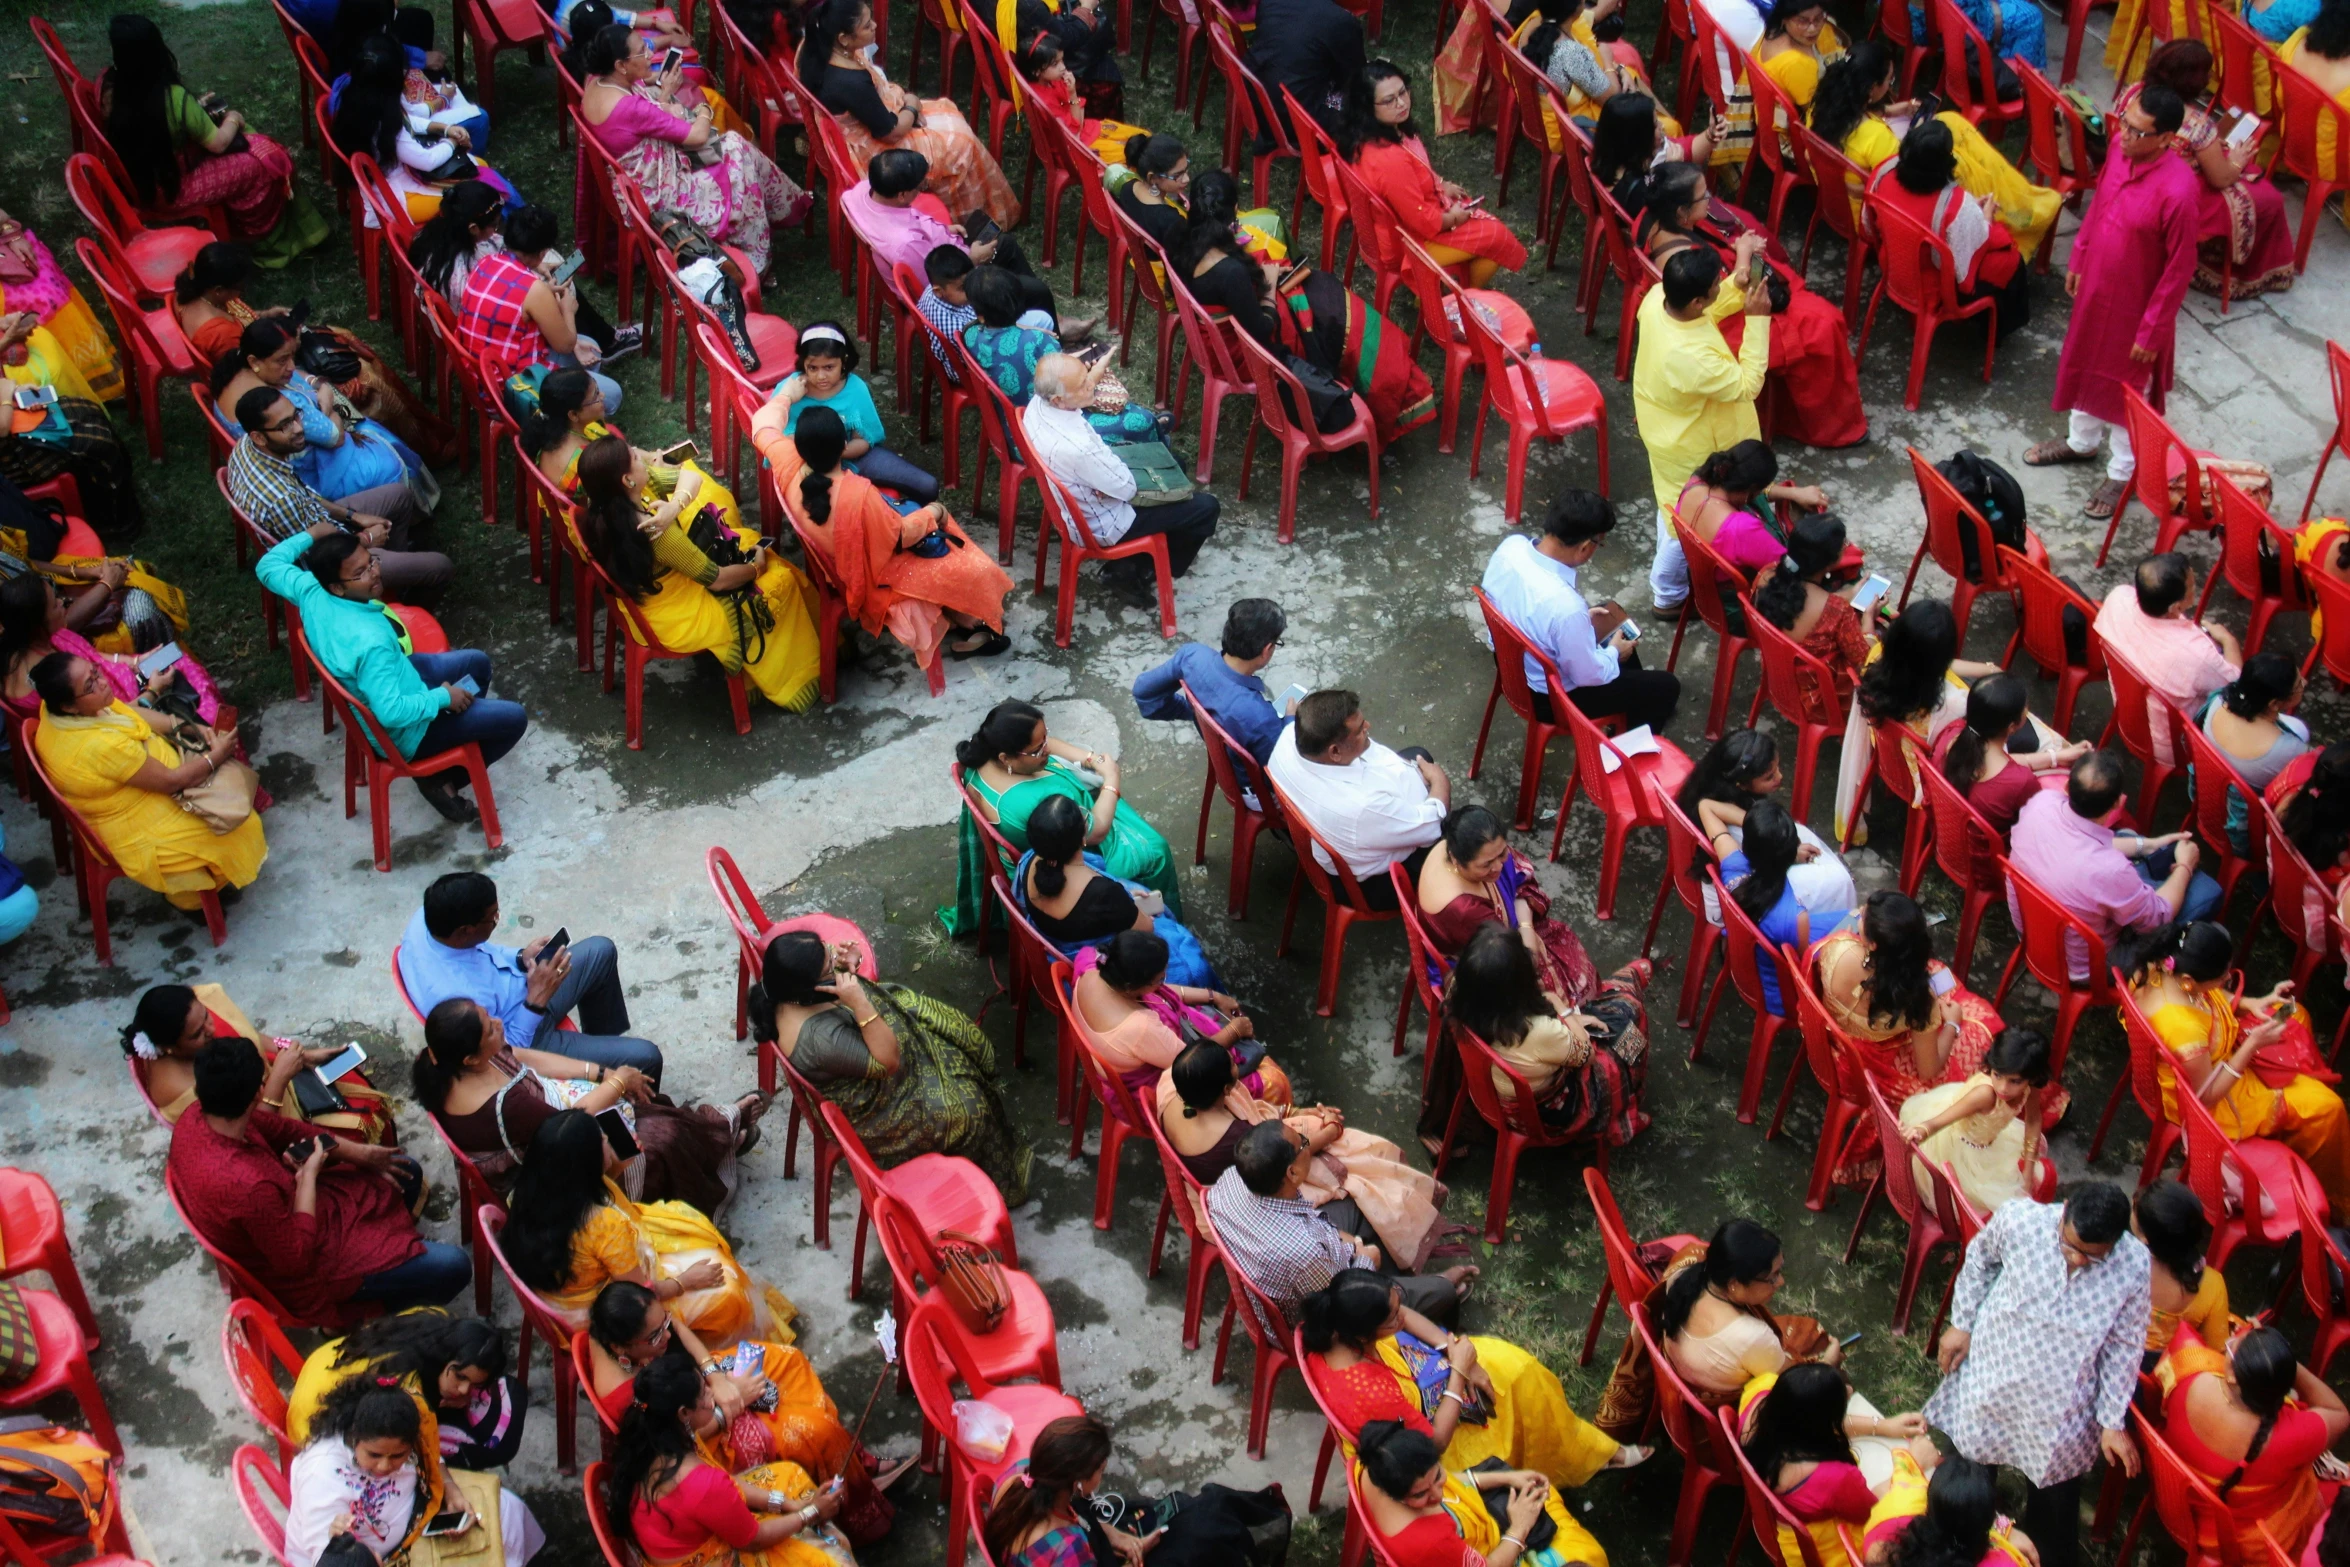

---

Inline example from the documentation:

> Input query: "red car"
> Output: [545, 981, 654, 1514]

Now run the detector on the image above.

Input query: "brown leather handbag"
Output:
[933, 1231, 1009, 1335]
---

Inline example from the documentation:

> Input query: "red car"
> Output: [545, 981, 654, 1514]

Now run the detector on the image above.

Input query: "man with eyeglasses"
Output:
[2024, 82, 2202, 523]
[225, 386, 454, 609]
[1924, 1182, 2151, 1567]
[1131, 597, 1294, 767]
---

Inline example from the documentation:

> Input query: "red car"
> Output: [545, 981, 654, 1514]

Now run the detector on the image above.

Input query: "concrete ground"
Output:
[3, 1, 2349, 1564]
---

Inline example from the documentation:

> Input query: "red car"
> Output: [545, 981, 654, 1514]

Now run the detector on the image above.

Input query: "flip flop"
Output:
[2023, 439, 2100, 467]
[1605, 1444, 1657, 1470]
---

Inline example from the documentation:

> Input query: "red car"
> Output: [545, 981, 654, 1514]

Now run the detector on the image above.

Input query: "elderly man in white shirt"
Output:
[1267, 689, 1449, 909]
[1480, 488, 1682, 732]
[1020, 353, 1221, 609]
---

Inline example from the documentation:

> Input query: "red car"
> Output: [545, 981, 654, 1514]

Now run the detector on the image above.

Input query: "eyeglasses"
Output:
[2118, 120, 2164, 140]
[262, 414, 304, 434]
[1373, 89, 1411, 108]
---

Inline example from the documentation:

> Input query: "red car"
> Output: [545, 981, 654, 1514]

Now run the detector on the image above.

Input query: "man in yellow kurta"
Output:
[1632, 239, 1773, 616]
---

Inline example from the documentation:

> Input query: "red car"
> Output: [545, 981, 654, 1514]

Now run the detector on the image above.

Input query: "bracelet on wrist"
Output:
[853, 1012, 880, 1029]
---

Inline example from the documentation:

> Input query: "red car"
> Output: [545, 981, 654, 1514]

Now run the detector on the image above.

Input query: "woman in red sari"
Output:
[1339, 64, 1528, 285]
[1637, 162, 1867, 450]
[2157, 1325, 2348, 1561]
[1865, 119, 2032, 339]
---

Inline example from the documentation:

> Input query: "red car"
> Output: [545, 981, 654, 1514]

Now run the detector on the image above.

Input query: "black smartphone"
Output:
[657, 45, 685, 77]
[596, 1106, 641, 1161]
[538, 926, 571, 964]
[967, 217, 1002, 248]
[287, 298, 312, 329]
[547, 249, 588, 288]
[283, 1135, 326, 1166]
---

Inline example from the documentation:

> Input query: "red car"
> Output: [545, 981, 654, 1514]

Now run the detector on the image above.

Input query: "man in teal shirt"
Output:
[256, 522, 528, 822]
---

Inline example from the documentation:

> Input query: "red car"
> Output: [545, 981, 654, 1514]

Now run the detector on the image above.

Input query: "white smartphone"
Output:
[1276, 682, 1308, 711]
[137, 641, 185, 679]
[2225, 113, 2261, 150]
[1850, 573, 1894, 614]
[12, 384, 57, 411]
[313, 1041, 367, 1085]
[1616, 620, 1642, 644]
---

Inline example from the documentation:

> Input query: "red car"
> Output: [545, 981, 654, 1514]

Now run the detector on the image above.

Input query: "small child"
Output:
[1014, 32, 1150, 178]
[1898, 1027, 2053, 1214]
[777, 322, 940, 504]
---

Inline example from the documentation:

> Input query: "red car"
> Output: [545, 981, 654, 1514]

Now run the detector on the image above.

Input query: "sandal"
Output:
[871, 1456, 919, 1493]
[2023, 438, 2100, 467]
[945, 627, 1011, 659]
[2084, 477, 2129, 519]
[1605, 1444, 1657, 1470]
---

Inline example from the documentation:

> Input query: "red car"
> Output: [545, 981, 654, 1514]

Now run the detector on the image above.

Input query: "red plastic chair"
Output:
[2098, 639, 2185, 832]
[295, 627, 505, 871]
[62, 153, 214, 303]
[416, 1108, 500, 1317]
[1282, 86, 1350, 272]
[1930, 0, 2024, 135]
[25, 739, 227, 962]
[569, 1331, 622, 1462]
[1031, 452, 1180, 647]
[1491, 36, 1576, 245]
[1744, 603, 1850, 830]
[2015, 60, 2100, 227]
[1639, 795, 1727, 1029]
[450, 0, 546, 114]
[1840, 1074, 1977, 1336]
[1459, 292, 1610, 528]
[1105, 201, 1183, 408]
[1839, 715, 1937, 891]
[1161, 271, 1259, 488]
[900, 1295, 1086, 1567]
[2175, 1041, 2333, 1269]
[1140, 0, 1208, 111]
[2099, 384, 2222, 568]
[865, 1180, 1063, 1392]
[1139, 1106, 1230, 1351]
[0, 1289, 119, 1456]
[518, 455, 599, 670]
[2256, 798, 2343, 996]
[819, 1100, 1017, 1308]
[73, 238, 201, 462]
[1791, 124, 1876, 321]
[1556, 693, 1695, 915]
[0, 1170, 99, 1351]
[221, 1298, 304, 1469]
[949, 764, 1064, 1093]
[1999, 541, 2109, 735]
[1741, 50, 1814, 238]
[1694, 865, 1798, 1126]
[1901, 444, 2028, 647]
[2172, 697, 2271, 929]
[1580, 1168, 1701, 1365]
[1291, 1340, 1367, 1563]
[2299, 340, 2350, 523]
[1048, 959, 1164, 1232]
[1198, 1205, 1307, 1460]
[1180, 678, 1284, 920]
[1201, 20, 1296, 207]
[1664, 516, 1761, 744]
[1631, 1300, 1748, 1567]
[232, 1442, 294, 1567]
[2279, 69, 2350, 274]
[1993, 854, 2123, 1082]
[2291, 1182, 2350, 1376]
[1227, 328, 1379, 545]
[1326, 153, 1406, 314]
[1858, 196, 2000, 412]
[2085, 976, 2189, 1182]
[2199, 472, 2310, 660]
[947, 335, 1041, 565]
[28, 17, 94, 151]
[1772, 956, 1876, 1212]
[581, 544, 756, 750]
[1390, 863, 1451, 1073]
[1911, 744, 2012, 979]
[2131, 1406, 2241, 1567]
[1432, 1020, 1589, 1243]
[475, 1206, 583, 1474]
[1470, 589, 1571, 832]
[1259, 760, 1400, 1021]
[162, 1166, 342, 1331]
[1721, 1403, 1844, 1567]
[705, 849, 877, 1048]
[2208, 3, 2287, 125]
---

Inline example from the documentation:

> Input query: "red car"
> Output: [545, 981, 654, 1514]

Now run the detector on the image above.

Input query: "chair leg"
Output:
[1579, 1276, 1613, 1365]
[1483, 1131, 1525, 1244]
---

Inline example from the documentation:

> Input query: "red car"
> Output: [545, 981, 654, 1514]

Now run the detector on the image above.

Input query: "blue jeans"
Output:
[410, 651, 529, 769]
[2135, 846, 2225, 923]
[538, 934, 665, 1083]
[552, 348, 624, 414]
[353, 1241, 474, 1311]
[849, 446, 940, 502]
[0, 820, 33, 946]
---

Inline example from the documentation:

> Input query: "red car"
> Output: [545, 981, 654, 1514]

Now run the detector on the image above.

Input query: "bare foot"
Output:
[1441, 1264, 1482, 1301]
[1057, 313, 1100, 340]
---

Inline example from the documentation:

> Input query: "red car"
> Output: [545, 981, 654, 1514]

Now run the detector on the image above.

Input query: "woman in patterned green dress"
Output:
[750, 929, 1032, 1203]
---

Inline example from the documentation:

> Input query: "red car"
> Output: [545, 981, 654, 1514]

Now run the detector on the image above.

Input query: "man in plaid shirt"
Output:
[226, 387, 454, 608]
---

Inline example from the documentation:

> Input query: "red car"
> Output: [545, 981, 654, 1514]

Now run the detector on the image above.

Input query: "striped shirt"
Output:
[457, 249, 548, 382]
[224, 436, 338, 545]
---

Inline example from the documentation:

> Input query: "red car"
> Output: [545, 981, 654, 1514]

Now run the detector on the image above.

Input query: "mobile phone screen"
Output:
[541, 926, 572, 962]
[657, 46, 685, 76]
[597, 1107, 641, 1161]
[313, 1041, 367, 1085]
[548, 249, 587, 287]
[452, 673, 482, 697]
[138, 641, 185, 679]
[1617, 620, 1642, 643]
[12, 384, 56, 411]
[1850, 573, 1893, 613]
[422, 1510, 472, 1539]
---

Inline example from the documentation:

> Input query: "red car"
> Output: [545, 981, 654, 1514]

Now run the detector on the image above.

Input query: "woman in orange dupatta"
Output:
[751, 397, 1012, 668]
[2154, 1324, 2348, 1562]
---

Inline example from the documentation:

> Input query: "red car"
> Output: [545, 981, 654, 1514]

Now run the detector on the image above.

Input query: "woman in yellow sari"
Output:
[606, 1353, 856, 1567]
[1354, 1417, 1602, 1567]
[29, 654, 265, 911]
[2280, 14, 2350, 195]
[2296, 516, 2350, 646]
[588, 1283, 908, 1547]
[529, 368, 743, 529]
[1302, 1269, 1643, 1485]
[503, 1109, 796, 1350]
[2127, 920, 2350, 1213]
[1753, 0, 1847, 112]
[2138, 1180, 2231, 1364]
[1809, 40, 2060, 258]
[118, 981, 397, 1141]
[2153, 1324, 2349, 1561]
[0, 211, 122, 406]
[574, 434, 820, 713]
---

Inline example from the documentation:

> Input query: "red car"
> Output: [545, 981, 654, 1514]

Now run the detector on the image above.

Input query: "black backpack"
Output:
[1936, 448, 2028, 582]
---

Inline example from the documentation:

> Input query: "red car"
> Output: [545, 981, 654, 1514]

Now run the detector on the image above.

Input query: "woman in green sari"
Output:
[946, 698, 1180, 938]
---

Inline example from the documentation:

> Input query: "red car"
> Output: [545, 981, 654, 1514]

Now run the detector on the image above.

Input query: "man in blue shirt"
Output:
[396, 872, 664, 1080]
[1131, 598, 1294, 765]
[1479, 490, 1681, 733]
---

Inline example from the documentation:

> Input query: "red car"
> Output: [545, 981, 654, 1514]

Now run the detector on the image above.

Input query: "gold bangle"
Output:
[852, 1013, 880, 1029]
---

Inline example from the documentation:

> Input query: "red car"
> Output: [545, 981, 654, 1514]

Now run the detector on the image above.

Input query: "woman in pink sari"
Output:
[579, 25, 808, 283]
[1070, 930, 1293, 1103]
[2119, 43, 2297, 299]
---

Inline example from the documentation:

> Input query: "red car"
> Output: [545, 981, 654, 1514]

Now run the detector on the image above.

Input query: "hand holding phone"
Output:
[538, 926, 572, 964]
[657, 45, 685, 76]
[138, 641, 185, 680]
[596, 1105, 641, 1161]
[452, 673, 482, 697]
[313, 1041, 368, 1085]
[1849, 573, 1894, 614]
[547, 250, 587, 288]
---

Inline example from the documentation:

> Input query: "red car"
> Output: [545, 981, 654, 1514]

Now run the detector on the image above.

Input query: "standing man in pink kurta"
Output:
[2023, 84, 2203, 521]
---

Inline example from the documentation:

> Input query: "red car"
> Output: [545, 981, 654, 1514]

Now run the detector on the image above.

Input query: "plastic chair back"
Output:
[2208, 5, 2285, 123]
[2124, 383, 2212, 543]
[2100, 640, 2179, 793]
[1450, 1020, 1561, 1151]
[1474, 589, 1559, 739]
[1584, 1168, 1672, 1320]
[1720, 1404, 1835, 1567]
[2000, 852, 2113, 998]
[1998, 542, 2107, 722]
[1264, 776, 1386, 917]
[2132, 1404, 2237, 1566]
[1871, 194, 1967, 318]
[1179, 677, 1278, 822]
[1744, 592, 1848, 731]
[1630, 1301, 1739, 1486]
[583, 1461, 633, 1567]
[231, 1443, 293, 1567]
[1710, 866, 1790, 1020]
[2260, 798, 2337, 973]
[2015, 58, 2100, 197]
[1912, 744, 2007, 896]
[221, 1300, 305, 1469]
[1931, 0, 2017, 126]
[1908, 444, 2009, 597]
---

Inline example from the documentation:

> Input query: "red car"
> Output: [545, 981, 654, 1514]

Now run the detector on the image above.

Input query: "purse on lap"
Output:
[167, 722, 260, 835]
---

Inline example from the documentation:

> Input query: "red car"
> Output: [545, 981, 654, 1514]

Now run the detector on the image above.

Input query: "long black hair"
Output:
[1742, 1361, 1855, 1481]
[1678, 729, 1781, 819]
[0, 574, 58, 686]
[1443, 924, 1553, 1048]
[1941, 673, 2029, 792]
[2133, 1180, 2210, 1295]
[1026, 794, 1087, 899]
[1300, 1267, 1397, 1354]
[502, 1110, 611, 1293]
[1730, 799, 1799, 925]
[1438, 804, 1509, 868]
[983, 1415, 1115, 1563]
[603, 1351, 704, 1548]
[1168, 170, 1255, 285]
[954, 699, 1046, 771]
[312, 1378, 426, 1454]
[583, 21, 640, 75]
[1858, 599, 1959, 723]
[2220, 651, 2300, 720]
[410, 998, 487, 1113]
[2281, 743, 2350, 872]
[1655, 1219, 1781, 1341]
[577, 435, 662, 601]
[105, 14, 188, 205]
[1856, 889, 1936, 1031]
[1810, 38, 1894, 147]
[791, 404, 848, 523]
[1590, 92, 1659, 190]
[2125, 919, 2235, 987]
[174, 242, 254, 306]
[323, 1308, 509, 1394]
[332, 34, 413, 166]
[1693, 441, 1779, 498]
[1883, 1454, 2000, 1567]
[2224, 1328, 2301, 1496]
[745, 930, 835, 1047]
[1337, 59, 1415, 161]
[522, 366, 598, 460]
[1356, 1419, 1445, 1502]
[1754, 514, 1847, 633]
[408, 180, 505, 299]
[797, 0, 871, 80]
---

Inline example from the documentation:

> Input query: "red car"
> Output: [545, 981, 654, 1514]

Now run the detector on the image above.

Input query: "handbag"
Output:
[2173, 457, 2274, 519]
[1467, 1459, 1556, 1552]
[686, 506, 777, 666]
[290, 1066, 353, 1120]
[933, 1231, 1010, 1334]
[168, 723, 260, 834]
[1114, 439, 1196, 505]
[296, 329, 363, 385]
[1278, 351, 1356, 434]
[0, 1418, 111, 1550]
[0, 1289, 36, 1385]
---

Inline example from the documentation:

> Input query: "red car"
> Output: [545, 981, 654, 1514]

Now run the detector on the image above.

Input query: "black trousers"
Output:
[1358, 840, 1434, 911]
[1528, 649, 1682, 734]
[963, 219, 1058, 322]
[1320, 1198, 1461, 1326]
[2019, 1474, 2083, 1567]
[1103, 493, 1221, 585]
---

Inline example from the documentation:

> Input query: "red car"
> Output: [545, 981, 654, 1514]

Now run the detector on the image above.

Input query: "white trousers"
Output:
[1651, 506, 1690, 610]
[2066, 408, 2137, 481]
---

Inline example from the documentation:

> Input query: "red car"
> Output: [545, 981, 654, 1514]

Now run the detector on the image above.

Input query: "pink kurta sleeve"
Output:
[2133, 172, 2200, 358]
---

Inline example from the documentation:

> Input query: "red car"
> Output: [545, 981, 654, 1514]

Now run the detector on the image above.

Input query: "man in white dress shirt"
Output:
[1020, 353, 1221, 607]
[1267, 689, 1448, 909]
[1480, 488, 1682, 732]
